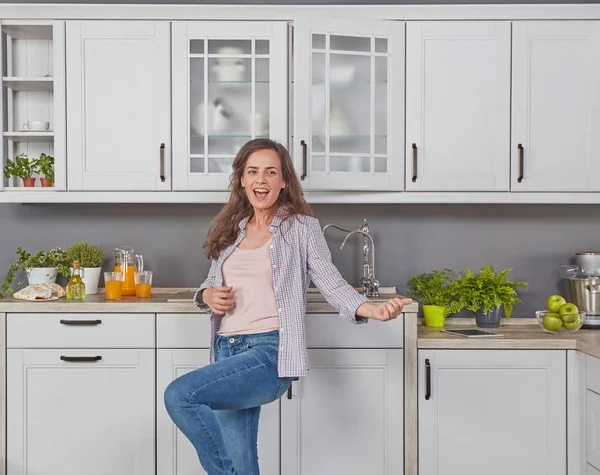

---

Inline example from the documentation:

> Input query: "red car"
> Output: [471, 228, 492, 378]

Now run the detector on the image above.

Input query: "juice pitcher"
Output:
[114, 246, 144, 296]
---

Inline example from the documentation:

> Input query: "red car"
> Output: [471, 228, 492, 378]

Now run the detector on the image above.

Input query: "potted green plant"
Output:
[66, 241, 106, 294]
[4, 153, 37, 187]
[0, 247, 71, 299]
[408, 268, 462, 328]
[454, 265, 529, 328]
[36, 153, 54, 187]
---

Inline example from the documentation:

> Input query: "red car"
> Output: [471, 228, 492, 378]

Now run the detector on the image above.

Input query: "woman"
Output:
[164, 138, 412, 475]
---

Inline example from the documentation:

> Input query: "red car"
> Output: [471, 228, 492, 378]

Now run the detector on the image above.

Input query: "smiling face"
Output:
[240, 148, 286, 213]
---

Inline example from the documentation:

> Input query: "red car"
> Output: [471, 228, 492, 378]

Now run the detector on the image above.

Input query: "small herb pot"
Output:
[40, 178, 52, 187]
[475, 306, 504, 328]
[22, 177, 36, 187]
[423, 305, 446, 328]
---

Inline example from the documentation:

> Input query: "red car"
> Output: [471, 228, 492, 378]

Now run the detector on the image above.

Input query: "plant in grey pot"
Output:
[455, 265, 528, 328]
[408, 268, 463, 328]
[66, 241, 106, 295]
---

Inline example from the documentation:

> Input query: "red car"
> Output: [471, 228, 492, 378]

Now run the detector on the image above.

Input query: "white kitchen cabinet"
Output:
[156, 318, 280, 475]
[405, 21, 510, 191]
[294, 15, 405, 191]
[0, 20, 66, 191]
[281, 349, 403, 475]
[419, 349, 566, 475]
[66, 21, 171, 191]
[7, 348, 155, 475]
[512, 21, 600, 191]
[587, 389, 600, 472]
[172, 21, 288, 191]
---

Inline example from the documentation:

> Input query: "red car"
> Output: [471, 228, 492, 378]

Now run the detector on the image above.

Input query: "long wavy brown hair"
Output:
[203, 139, 313, 259]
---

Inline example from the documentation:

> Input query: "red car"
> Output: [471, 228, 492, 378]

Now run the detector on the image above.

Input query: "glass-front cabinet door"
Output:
[294, 16, 405, 191]
[172, 22, 288, 191]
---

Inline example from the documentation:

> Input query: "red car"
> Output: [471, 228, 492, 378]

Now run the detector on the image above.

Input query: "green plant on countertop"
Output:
[0, 247, 71, 299]
[408, 268, 463, 317]
[3, 153, 36, 180]
[36, 153, 55, 186]
[66, 240, 106, 268]
[454, 264, 528, 318]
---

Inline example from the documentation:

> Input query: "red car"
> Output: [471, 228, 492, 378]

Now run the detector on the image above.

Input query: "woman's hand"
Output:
[202, 286, 235, 315]
[357, 297, 414, 321]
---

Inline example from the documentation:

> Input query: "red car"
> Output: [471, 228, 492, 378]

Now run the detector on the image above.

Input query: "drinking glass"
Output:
[105, 272, 124, 300]
[134, 270, 153, 298]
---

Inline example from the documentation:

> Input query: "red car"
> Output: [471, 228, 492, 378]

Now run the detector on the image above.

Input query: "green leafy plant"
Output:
[36, 153, 55, 186]
[0, 247, 70, 299]
[66, 241, 106, 268]
[408, 268, 463, 317]
[4, 153, 36, 180]
[454, 265, 528, 318]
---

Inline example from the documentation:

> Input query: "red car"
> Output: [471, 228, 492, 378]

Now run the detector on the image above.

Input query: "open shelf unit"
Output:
[0, 20, 65, 190]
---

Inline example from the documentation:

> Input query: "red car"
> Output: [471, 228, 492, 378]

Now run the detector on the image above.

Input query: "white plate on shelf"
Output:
[18, 129, 53, 133]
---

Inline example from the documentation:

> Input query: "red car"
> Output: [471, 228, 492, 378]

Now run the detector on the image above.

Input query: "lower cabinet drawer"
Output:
[157, 313, 211, 348]
[588, 355, 600, 394]
[305, 313, 403, 348]
[157, 312, 403, 349]
[7, 313, 155, 348]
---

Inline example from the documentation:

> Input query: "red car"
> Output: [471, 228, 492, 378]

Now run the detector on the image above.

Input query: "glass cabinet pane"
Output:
[187, 37, 272, 174]
[310, 31, 390, 175]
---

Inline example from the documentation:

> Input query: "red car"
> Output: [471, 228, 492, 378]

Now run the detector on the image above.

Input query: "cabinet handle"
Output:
[300, 140, 307, 181]
[160, 143, 166, 183]
[59, 319, 102, 326]
[412, 143, 418, 182]
[60, 356, 102, 362]
[517, 143, 524, 183]
[425, 358, 431, 400]
[287, 383, 292, 400]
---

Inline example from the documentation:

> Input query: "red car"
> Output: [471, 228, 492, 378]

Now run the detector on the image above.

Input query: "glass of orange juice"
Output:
[134, 271, 153, 298]
[105, 272, 124, 300]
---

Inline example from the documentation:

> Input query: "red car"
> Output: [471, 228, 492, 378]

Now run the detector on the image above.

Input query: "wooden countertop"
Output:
[418, 317, 600, 359]
[0, 287, 419, 314]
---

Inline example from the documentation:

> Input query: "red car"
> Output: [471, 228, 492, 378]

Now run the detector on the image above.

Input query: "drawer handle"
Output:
[287, 382, 293, 400]
[425, 358, 431, 400]
[60, 319, 102, 326]
[517, 143, 524, 183]
[60, 356, 102, 362]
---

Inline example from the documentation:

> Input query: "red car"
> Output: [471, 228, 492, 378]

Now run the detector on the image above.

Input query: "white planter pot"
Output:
[82, 267, 102, 295]
[26, 267, 57, 285]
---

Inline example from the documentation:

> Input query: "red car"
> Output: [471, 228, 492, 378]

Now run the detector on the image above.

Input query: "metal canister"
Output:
[569, 277, 600, 316]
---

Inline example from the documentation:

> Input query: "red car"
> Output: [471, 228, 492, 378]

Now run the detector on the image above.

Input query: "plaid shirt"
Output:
[193, 211, 369, 377]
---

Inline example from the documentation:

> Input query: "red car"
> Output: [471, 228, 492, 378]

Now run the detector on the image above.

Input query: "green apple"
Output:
[564, 318, 581, 331]
[559, 303, 579, 317]
[547, 295, 567, 313]
[543, 314, 563, 332]
[561, 313, 579, 324]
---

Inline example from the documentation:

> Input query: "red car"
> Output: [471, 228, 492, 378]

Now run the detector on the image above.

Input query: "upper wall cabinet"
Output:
[172, 22, 288, 191]
[511, 21, 600, 192]
[0, 20, 66, 191]
[294, 15, 405, 191]
[405, 21, 511, 192]
[66, 21, 171, 191]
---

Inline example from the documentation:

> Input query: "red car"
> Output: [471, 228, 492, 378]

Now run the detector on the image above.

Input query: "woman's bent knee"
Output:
[164, 378, 187, 415]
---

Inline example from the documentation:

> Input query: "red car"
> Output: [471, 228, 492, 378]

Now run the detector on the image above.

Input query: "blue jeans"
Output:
[164, 330, 294, 475]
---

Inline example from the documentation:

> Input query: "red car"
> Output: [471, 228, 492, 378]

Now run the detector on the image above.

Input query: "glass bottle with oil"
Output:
[66, 260, 86, 300]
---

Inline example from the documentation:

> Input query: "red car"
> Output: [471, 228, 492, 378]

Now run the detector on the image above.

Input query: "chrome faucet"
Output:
[322, 218, 380, 298]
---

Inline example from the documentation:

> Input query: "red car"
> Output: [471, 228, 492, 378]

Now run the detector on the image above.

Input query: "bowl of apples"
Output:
[535, 295, 586, 334]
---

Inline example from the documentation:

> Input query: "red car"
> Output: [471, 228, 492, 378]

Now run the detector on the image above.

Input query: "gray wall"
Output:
[1, 202, 598, 316]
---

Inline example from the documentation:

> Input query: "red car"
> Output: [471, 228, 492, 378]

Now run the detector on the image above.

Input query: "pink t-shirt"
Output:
[218, 237, 280, 336]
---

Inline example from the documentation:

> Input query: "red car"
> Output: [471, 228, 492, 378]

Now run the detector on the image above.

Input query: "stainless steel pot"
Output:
[569, 277, 600, 316]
